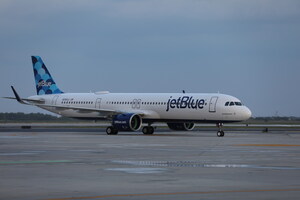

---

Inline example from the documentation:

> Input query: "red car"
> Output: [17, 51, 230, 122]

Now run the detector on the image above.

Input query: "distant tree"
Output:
[0, 113, 79, 123]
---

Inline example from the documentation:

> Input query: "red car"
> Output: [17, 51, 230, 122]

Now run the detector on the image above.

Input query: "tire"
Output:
[106, 126, 118, 135]
[142, 126, 154, 135]
[148, 126, 154, 134]
[142, 127, 148, 134]
[220, 131, 225, 137]
[217, 131, 223, 137]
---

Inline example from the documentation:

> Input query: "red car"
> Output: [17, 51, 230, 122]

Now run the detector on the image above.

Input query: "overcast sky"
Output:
[0, 0, 299, 117]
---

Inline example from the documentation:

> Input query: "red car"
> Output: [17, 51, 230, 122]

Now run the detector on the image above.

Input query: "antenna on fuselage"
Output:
[182, 90, 185, 94]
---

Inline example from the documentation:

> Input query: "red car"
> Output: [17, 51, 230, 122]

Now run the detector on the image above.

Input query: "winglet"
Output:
[11, 86, 28, 104]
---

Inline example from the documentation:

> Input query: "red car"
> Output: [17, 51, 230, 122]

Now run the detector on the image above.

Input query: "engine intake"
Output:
[167, 122, 195, 131]
[112, 113, 142, 131]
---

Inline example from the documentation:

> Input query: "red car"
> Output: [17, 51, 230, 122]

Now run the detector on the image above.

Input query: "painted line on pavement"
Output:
[46, 188, 300, 200]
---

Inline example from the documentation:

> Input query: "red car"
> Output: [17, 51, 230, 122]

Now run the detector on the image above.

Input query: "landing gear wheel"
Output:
[216, 123, 225, 137]
[106, 126, 118, 135]
[142, 126, 154, 135]
[217, 130, 224, 137]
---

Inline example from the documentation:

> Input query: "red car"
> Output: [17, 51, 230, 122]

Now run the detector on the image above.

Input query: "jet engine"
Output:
[112, 113, 142, 131]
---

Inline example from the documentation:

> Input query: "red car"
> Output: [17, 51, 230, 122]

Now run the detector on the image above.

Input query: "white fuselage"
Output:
[29, 92, 252, 123]
[7, 55, 252, 136]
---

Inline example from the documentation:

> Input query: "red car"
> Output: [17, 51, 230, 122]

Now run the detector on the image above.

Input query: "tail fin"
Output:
[31, 56, 63, 95]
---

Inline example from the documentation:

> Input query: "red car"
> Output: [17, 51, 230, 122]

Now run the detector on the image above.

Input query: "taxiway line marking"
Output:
[0, 160, 72, 164]
[234, 144, 300, 147]
[46, 188, 300, 200]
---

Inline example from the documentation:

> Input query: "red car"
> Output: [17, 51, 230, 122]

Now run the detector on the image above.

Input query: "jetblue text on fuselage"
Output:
[166, 96, 206, 112]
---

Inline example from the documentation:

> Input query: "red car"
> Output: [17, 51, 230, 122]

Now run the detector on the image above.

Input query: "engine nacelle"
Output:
[112, 113, 142, 131]
[167, 122, 195, 131]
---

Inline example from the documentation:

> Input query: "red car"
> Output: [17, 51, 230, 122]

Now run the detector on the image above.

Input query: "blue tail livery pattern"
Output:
[31, 56, 63, 95]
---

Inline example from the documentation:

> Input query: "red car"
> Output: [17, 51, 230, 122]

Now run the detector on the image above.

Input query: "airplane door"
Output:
[132, 99, 141, 109]
[95, 98, 101, 109]
[209, 97, 218, 112]
[52, 95, 59, 105]
[136, 99, 141, 109]
[132, 99, 137, 109]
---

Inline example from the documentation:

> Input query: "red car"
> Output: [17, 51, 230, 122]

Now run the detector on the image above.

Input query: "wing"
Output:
[37, 103, 123, 116]
[4, 86, 149, 118]
[36, 104, 148, 117]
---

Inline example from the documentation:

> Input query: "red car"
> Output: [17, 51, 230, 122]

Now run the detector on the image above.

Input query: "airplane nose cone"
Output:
[244, 107, 252, 120]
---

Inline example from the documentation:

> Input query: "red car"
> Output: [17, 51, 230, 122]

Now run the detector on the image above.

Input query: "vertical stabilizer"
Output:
[31, 56, 63, 95]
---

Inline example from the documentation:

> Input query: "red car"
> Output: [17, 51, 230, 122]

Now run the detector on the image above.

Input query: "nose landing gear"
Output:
[217, 123, 224, 137]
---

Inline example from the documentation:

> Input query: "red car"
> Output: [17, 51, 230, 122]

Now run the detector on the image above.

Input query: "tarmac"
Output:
[0, 127, 300, 200]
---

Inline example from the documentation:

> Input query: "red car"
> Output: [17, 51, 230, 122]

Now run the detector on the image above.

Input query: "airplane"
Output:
[4, 56, 252, 137]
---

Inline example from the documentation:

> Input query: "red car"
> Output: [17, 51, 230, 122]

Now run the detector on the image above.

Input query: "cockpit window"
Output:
[225, 101, 243, 106]
[235, 102, 242, 106]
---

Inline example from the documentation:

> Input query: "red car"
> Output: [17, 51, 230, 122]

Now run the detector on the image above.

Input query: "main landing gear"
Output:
[142, 125, 154, 135]
[217, 123, 225, 137]
[106, 126, 118, 135]
[106, 125, 155, 135]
